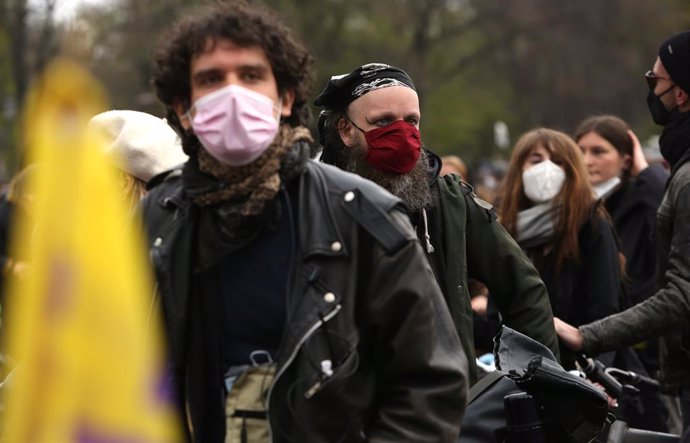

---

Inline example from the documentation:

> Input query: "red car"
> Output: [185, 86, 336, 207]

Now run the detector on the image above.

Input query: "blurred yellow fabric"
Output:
[1, 59, 180, 442]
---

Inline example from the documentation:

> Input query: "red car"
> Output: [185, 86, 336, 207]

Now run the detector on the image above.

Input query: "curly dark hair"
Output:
[152, 0, 313, 139]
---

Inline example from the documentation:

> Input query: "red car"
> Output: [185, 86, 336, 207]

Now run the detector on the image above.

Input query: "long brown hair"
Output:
[499, 128, 598, 269]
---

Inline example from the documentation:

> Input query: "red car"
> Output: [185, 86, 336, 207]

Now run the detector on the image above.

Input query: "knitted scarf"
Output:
[183, 125, 313, 270]
[516, 202, 561, 249]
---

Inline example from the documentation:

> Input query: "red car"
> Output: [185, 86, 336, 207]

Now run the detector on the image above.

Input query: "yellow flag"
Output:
[1, 59, 180, 442]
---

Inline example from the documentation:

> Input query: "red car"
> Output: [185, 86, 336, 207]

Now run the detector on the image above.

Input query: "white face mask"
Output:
[522, 159, 566, 204]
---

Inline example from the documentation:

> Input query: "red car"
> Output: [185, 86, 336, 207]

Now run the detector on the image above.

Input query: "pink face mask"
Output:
[185, 84, 280, 166]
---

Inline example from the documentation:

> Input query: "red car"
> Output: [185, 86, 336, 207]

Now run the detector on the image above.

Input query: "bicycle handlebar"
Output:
[577, 355, 682, 442]
[576, 354, 675, 398]
[605, 367, 662, 392]
[576, 354, 623, 398]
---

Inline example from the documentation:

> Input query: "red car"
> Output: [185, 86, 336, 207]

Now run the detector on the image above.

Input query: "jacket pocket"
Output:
[225, 365, 276, 443]
[304, 336, 359, 400]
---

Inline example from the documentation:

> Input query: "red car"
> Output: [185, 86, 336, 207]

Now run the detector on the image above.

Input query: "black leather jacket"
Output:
[140, 160, 468, 442]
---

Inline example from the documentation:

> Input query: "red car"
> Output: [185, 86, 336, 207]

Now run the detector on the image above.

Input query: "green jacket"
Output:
[421, 172, 559, 382]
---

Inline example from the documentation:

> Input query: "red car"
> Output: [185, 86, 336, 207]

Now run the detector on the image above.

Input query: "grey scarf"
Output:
[516, 202, 560, 248]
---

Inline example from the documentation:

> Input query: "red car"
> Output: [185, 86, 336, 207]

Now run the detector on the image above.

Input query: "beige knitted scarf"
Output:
[192, 125, 313, 216]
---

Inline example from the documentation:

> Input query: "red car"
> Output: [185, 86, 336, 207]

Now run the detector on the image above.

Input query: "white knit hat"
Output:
[88, 110, 188, 183]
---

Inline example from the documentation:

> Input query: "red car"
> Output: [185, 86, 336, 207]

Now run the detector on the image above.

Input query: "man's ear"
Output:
[337, 117, 357, 147]
[280, 89, 296, 118]
[172, 100, 191, 130]
[675, 87, 690, 109]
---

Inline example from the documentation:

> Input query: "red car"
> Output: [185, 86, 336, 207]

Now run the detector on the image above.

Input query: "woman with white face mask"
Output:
[498, 128, 622, 371]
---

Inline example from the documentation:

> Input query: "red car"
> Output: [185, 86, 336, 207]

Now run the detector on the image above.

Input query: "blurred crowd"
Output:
[0, 1, 689, 442]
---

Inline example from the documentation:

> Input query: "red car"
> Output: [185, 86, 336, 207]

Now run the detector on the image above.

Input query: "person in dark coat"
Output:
[313, 63, 560, 383]
[556, 31, 690, 440]
[499, 128, 622, 370]
[575, 115, 668, 308]
[575, 114, 671, 433]
[144, 3, 468, 442]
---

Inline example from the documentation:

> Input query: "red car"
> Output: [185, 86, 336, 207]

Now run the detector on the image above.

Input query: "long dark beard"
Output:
[341, 143, 435, 211]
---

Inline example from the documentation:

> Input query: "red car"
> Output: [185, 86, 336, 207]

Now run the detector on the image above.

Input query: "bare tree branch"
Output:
[9, 0, 29, 109]
[433, 4, 585, 90]
[34, 0, 58, 75]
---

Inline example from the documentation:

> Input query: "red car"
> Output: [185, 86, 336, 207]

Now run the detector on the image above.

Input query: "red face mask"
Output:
[352, 119, 422, 174]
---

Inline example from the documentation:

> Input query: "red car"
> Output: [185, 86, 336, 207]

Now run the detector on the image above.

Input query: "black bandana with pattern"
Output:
[313, 63, 416, 111]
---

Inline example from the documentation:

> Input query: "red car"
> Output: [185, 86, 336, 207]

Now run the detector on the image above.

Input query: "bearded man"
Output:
[315, 63, 559, 382]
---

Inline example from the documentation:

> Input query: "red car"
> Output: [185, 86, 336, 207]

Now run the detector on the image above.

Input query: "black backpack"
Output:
[458, 326, 610, 443]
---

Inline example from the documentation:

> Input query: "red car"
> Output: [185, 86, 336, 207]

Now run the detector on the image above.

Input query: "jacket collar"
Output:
[151, 161, 349, 260]
[297, 162, 347, 259]
[425, 148, 442, 186]
[148, 170, 189, 212]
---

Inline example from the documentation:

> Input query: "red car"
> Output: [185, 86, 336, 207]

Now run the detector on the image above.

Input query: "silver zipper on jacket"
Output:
[185, 364, 196, 442]
[267, 186, 298, 442]
[147, 238, 164, 340]
[422, 208, 435, 253]
[266, 303, 342, 441]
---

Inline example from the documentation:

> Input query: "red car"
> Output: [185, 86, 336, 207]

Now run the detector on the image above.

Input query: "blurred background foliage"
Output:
[1, 0, 690, 181]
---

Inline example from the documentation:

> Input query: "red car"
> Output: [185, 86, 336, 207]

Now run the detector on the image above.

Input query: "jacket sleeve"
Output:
[635, 164, 670, 262]
[458, 181, 560, 360]
[629, 165, 668, 252]
[581, 180, 690, 356]
[617, 165, 668, 305]
[365, 209, 468, 443]
[636, 163, 669, 208]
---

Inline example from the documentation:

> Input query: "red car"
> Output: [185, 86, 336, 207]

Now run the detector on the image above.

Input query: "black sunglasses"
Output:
[645, 70, 673, 90]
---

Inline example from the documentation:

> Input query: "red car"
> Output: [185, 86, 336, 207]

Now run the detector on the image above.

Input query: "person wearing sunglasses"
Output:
[556, 31, 690, 441]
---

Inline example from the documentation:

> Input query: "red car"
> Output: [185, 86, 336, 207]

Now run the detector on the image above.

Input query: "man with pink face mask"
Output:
[315, 63, 560, 384]
[142, 2, 468, 442]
